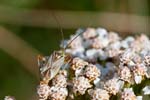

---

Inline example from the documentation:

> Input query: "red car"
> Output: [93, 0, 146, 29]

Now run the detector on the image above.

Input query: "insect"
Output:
[38, 51, 66, 84]
[37, 14, 82, 84]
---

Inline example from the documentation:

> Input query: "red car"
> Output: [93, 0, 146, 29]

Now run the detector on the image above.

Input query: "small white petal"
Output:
[94, 78, 101, 88]
[143, 86, 150, 95]
[75, 69, 83, 77]
[121, 36, 135, 49]
[99, 38, 109, 47]
[117, 80, 125, 90]
[110, 41, 121, 49]
[121, 40, 129, 48]
[146, 68, 150, 78]
[125, 36, 135, 42]
[136, 96, 142, 100]
[97, 49, 108, 60]
[134, 75, 142, 84]
[128, 61, 135, 67]
[96, 28, 108, 38]
[86, 49, 98, 58]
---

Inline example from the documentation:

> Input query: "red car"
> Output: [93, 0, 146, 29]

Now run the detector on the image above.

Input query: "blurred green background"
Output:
[0, 0, 150, 100]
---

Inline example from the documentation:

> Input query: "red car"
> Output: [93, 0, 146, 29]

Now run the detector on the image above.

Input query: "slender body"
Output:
[38, 51, 66, 84]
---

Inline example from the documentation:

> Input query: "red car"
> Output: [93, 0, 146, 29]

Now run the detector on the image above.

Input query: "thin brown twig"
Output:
[0, 6, 149, 33]
[0, 26, 40, 79]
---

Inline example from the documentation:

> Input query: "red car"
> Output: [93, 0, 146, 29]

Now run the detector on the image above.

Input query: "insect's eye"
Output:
[57, 55, 63, 59]
[41, 57, 47, 64]
[42, 60, 46, 64]
[60, 55, 63, 57]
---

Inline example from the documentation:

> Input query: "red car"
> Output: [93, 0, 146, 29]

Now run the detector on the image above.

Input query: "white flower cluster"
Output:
[37, 70, 68, 100]
[37, 27, 150, 100]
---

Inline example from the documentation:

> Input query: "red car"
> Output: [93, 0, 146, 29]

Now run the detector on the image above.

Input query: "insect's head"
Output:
[37, 55, 48, 68]
[55, 50, 65, 58]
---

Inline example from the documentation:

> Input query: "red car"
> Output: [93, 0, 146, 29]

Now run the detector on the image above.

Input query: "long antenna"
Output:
[51, 12, 65, 50]
[51, 12, 83, 50]
[65, 16, 93, 49]
[64, 32, 82, 49]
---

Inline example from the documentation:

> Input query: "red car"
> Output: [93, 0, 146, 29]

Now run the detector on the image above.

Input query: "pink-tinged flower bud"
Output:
[88, 88, 110, 100]
[37, 83, 50, 100]
[72, 76, 92, 95]
[121, 88, 136, 100]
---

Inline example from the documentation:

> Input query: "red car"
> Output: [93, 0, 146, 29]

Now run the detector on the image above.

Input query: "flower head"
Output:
[52, 70, 68, 88]
[118, 66, 132, 83]
[83, 28, 97, 39]
[84, 64, 101, 81]
[49, 87, 68, 100]
[108, 32, 120, 43]
[37, 83, 50, 100]
[72, 76, 92, 95]
[71, 57, 88, 71]
[132, 64, 147, 84]
[92, 37, 104, 49]
[88, 88, 110, 100]
[68, 35, 83, 49]
[121, 88, 136, 100]
[104, 78, 124, 95]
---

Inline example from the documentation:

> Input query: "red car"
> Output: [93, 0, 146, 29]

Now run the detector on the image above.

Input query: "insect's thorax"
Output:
[54, 50, 72, 63]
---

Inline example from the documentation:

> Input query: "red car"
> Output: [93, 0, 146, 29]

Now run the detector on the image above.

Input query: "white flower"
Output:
[69, 47, 85, 57]
[71, 57, 88, 71]
[119, 49, 134, 65]
[104, 78, 124, 95]
[37, 83, 50, 99]
[93, 78, 101, 88]
[83, 28, 97, 39]
[85, 49, 98, 59]
[98, 36, 109, 47]
[92, 37, 104, 49]
[108, 32, 120, 43]
[72, 76, 92, 95]
[134, 75, 142, 84]
[132, 64, 147, 84]
[142, 86, 150, 95]
[84, 64, 101, 81]
[49, 86, 68, 100]
[121, 88, 136, 100]
[107, 48, 121, 58]
[121, 36, 135, 49]
[109, 41, 121, 50]
[132, 54, 142, 64]
[88, 88, 110, 100]
[68, 35, 83, 49]
[96, 28, 108, 38]
[37, 27, 150, 100]
[52, 71, 67, 88]
[118, 66, 132, 83]
[65, 48, 85, 59]
[136, 96, 143, 100]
